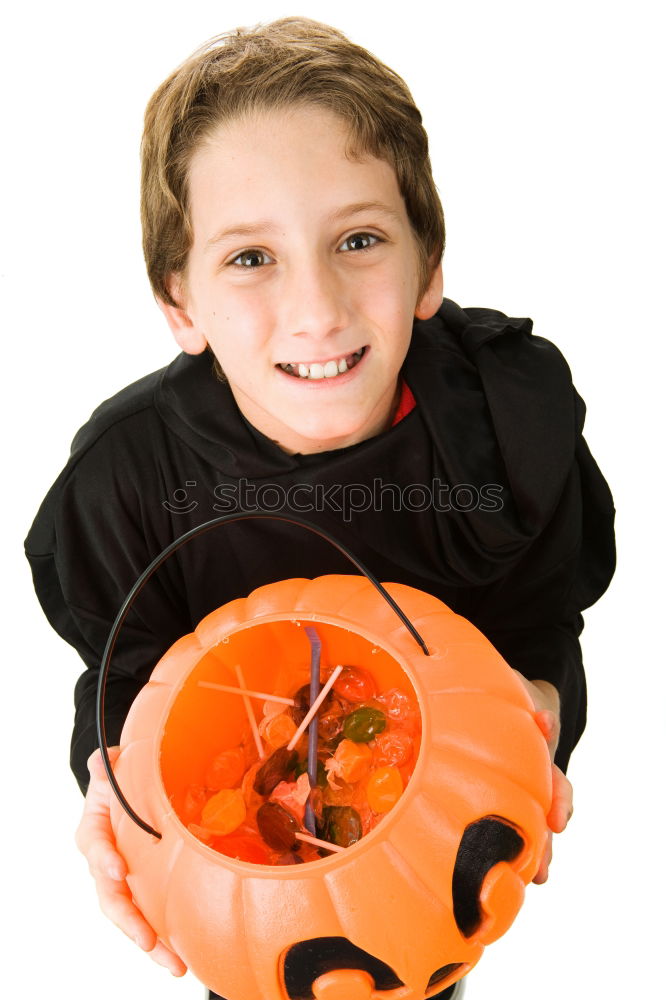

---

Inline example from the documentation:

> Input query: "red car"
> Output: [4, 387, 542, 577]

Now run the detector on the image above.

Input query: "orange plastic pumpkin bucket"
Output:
[100, 514, 551, 1000]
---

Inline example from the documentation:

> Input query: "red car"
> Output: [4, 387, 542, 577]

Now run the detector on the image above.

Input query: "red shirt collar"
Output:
[391, 378, 416, 426]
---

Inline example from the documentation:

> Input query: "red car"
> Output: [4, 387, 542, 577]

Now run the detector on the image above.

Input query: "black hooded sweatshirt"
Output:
[24, 299, 616, 792]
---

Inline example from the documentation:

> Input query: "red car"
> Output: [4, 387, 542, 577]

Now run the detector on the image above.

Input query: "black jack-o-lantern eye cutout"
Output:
[282, 818, 524, 999]
[452, 816, 525, 937]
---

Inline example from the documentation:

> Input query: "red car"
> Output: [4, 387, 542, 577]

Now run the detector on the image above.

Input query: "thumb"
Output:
[87, 746, 121, 782]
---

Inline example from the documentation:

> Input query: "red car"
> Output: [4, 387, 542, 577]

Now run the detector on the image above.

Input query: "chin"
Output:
[286, 417, 367, 450]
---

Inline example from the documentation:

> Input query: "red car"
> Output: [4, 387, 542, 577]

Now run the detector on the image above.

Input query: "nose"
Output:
[312, 968, 376, 1000]
[281, 255, 349, 344]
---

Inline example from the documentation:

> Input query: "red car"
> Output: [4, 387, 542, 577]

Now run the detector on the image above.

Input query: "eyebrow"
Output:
[204, 201, 401, 251]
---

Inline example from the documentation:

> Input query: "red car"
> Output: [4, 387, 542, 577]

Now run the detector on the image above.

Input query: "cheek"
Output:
[361, 269, 418, 329]
[205, 301, 273, 364]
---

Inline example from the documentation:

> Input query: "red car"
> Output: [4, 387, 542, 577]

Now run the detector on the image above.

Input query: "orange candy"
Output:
[213, 832, 271, 865]
[189, 669, 421, 862]
[262, 698, 286, 719]
[187, 822, 215, 845]
[366, 766, 404, 813]
[325, 739, 373, 788]
[182, 784, 208, 824]
[204, 748, 245, 791]
[333, 666, 377, 703]
[356, 801, 381, 837]
[241, 761, 263, 802]
[258, 711, 298, 749]
[201, 788, 247, 835]
[372, 731, 413, 768]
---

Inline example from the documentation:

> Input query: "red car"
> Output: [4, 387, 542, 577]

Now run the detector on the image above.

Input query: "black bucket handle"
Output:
[97, 511, 430, 839]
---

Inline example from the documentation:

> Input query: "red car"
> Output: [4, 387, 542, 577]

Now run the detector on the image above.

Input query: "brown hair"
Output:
[141, 16, 445, 306]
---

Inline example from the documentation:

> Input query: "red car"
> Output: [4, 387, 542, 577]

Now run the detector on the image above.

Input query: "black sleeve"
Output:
[472, 428, 615, 772]
[24, 448, 190, 794]
[441, 311, 617, 773]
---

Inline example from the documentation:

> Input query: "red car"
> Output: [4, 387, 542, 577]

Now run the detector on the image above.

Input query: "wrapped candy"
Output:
[201, 788, 247, 835]
[332, 665, 377, 703]
[324, 739, 372, 789]
[365, 766, 404, 814]
[189, 666, 421, 864]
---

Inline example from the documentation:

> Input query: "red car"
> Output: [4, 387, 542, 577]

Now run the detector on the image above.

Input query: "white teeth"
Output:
[280, 348, 364, 379]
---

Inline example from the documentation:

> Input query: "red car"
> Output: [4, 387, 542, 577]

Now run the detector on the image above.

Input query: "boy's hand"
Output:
[75, 747, 188, 977]
[511, 673, 574, 885]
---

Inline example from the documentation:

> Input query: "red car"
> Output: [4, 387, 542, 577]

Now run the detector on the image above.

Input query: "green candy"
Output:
[317, 805, 362, 848]
[294, 756, 327, 787]
[342, 706, 387, 743]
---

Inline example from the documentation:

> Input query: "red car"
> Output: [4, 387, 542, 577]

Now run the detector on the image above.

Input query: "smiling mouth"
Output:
[277, 347, 366, 380]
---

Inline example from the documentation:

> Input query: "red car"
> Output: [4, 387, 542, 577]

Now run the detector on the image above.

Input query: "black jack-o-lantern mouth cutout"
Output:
[282, 816, 524, 1000]
[283, 938, 465, 1000]
[283, 937, 404, 999]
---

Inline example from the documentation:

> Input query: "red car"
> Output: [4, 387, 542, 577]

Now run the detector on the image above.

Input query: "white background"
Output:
[2, 1, 663, 997]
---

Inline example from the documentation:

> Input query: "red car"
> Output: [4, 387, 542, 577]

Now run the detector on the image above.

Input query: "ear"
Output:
[414, 260, 444, 321]
[156, 275, 208, 355]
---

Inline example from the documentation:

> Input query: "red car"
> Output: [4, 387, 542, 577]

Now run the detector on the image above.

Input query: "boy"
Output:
[24, 16, 615, 999]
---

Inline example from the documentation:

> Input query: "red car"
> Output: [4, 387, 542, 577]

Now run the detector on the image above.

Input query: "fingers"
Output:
[511, 673, 562, 760]
[75, 749, 127, 882]
[534, 765, 574, 885]
[95, 870, 157, 951]
[77, 817, 128, 882]
[534, 708, 557, 744]
[75, 747, 188, 977]
[94, 874, 186, 975]
[534, 709, 561, 762]
[532, 831, 553, 884]
[87, 745, 121, 779]
[547, 764, 573, 834]
[149, 941, 188, 977]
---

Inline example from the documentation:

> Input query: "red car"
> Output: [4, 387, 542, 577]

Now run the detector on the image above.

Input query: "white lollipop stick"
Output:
[287, 664, 344, 751]
[234, 665, 265, 759]
[295, 831, 345, 854]
[198, 681, 295, 705]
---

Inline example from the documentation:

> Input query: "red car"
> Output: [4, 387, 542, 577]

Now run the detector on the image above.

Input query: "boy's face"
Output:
[161, 104, 442, 454]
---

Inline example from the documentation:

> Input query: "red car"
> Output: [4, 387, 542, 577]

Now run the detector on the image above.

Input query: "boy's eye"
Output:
[339, 232, 381, 253]
[230, 249, 272, 268]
